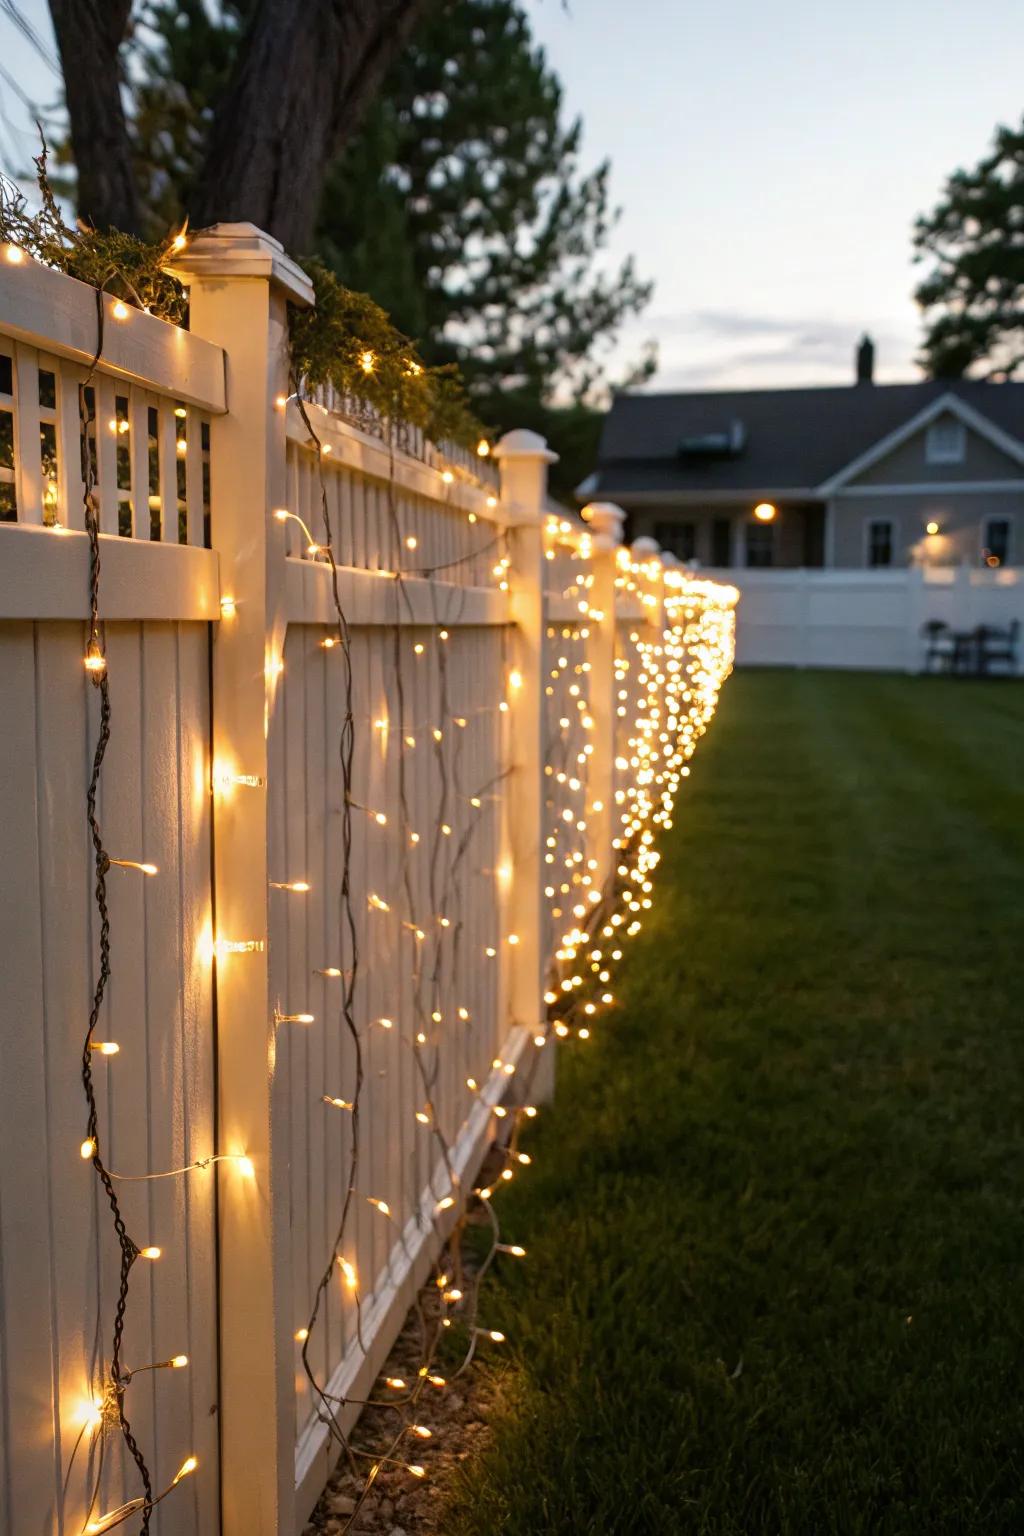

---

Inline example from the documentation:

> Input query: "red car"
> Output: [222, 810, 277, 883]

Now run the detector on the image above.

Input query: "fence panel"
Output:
[0, 231, 740, 1536]
[707, 566, 1024, 671]
[0, 259, 224, 1536]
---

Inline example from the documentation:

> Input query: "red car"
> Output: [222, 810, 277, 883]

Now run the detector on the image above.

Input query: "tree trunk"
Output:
[191, 0, 429, 253]
[47, 0, 141, 234]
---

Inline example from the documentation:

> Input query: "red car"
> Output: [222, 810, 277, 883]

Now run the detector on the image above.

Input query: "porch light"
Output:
[753, 502, 777, 522]
[926, 520, 940, 536]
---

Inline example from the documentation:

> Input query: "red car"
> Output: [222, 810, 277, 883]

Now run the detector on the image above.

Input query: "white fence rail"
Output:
[706, 566, 1024, 672]
[0, 226, 737, 1536]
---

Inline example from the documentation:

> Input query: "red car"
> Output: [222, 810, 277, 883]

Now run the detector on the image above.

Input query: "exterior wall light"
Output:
[753, 502, 777, 522]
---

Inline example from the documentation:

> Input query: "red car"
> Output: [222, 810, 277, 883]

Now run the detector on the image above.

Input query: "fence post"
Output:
[494, 428, 557, 1095]
[583, 502, 626, 890]
[171, 224, 314, 1536]
[631, 536, 665, 633]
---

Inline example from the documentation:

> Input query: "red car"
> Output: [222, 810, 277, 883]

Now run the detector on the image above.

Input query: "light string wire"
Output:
[283, 391, 518, 1531]
[76, 283, 158, 1535]
[292, 389, 367, 1469]
[258, 387, 735, 1530]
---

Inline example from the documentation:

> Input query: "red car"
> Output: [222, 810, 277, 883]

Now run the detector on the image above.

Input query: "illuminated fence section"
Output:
[0, 230, 737, 1536]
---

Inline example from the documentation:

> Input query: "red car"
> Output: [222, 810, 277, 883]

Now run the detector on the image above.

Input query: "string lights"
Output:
[268, 378, 736, 1535]
[67, 283, 198, 1534]
[46, 258, 733, 1533]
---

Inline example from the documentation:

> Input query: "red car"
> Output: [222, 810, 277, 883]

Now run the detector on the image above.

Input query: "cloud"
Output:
[623, 309, 919, 391]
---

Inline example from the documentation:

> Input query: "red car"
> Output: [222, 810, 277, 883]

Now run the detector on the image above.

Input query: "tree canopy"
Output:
[914, 116, 1024, 379]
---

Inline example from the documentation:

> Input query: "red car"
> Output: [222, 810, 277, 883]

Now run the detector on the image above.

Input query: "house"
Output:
[582, 339, 1024, 570]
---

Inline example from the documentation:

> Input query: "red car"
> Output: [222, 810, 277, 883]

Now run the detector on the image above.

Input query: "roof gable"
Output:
[819, 392, 1024, 493]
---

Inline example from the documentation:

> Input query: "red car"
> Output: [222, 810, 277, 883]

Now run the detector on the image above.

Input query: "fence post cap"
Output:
[167, 222, 315, 307]
[631, 536, 661, 558]
[580, 502, 626, 545]
[660, 550, 681, 568]
[493, 428, 559, 465]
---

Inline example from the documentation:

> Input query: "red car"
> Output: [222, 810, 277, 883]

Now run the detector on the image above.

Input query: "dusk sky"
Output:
[3, 0, 1023, 392]
[524, 0, 1024, 391]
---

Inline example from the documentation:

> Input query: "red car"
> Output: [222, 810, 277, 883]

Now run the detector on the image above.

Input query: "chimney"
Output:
[856, 334, 875, 385]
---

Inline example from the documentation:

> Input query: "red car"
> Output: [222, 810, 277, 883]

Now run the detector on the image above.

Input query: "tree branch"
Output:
[47, 0, 141, 233]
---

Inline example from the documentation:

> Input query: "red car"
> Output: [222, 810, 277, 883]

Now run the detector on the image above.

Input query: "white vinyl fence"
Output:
[705, 566, 1024, 672]
[0, 226, 737, 1536]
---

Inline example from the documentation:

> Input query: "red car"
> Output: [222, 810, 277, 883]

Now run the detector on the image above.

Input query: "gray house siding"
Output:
[830, 490, 1022, 568]
[852, 415, 1023, 486]
[829, 420, 1024, 568]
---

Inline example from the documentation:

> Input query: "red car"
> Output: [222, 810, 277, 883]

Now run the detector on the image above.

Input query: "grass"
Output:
[442, 671, 1024, 1535]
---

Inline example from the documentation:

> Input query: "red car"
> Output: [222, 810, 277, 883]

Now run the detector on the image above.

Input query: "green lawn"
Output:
[444, 671, 1024, 1535]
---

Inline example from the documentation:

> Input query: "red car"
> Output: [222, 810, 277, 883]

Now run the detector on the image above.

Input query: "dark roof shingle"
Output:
[594, 380, 1024, 495]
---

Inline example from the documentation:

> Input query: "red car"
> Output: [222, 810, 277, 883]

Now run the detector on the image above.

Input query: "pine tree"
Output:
[914, 117, 1024, 378]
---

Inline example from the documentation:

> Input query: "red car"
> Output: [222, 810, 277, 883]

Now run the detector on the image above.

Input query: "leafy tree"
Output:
[124, 0, 653, 482]
[914, 116, 1024, 378]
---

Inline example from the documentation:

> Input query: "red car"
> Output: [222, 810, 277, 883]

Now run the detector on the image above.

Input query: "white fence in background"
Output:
[0, 227, 737, 1536]
[704, 566, 1024, 673]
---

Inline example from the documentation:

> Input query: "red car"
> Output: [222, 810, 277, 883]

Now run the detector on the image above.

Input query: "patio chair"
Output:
[921, 620, 955, 673]
[977, 619, 1020, 677]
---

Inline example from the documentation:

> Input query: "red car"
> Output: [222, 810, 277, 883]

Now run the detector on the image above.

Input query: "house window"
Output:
[711, 517, 732, 566]
[867, 518, 893, 568]
[654, 520, 696, 561]
[925, 417, 966, 465]
[982, 517, 1011, 568]
[745, 522, 775, 567]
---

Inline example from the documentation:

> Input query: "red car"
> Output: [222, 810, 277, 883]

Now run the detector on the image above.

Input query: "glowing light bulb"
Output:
[80, 1138, 96, 1159]
[84, 641, 106, 674]
[339, 1258, 358, 1290]
[173, 1455, 198, 1484]
[368, 1197, 391, 1217]
[436, 1195, 456, 1213]
[294, 1328, 309, 1342]
[139, 1246, 161, 1260]
[111, 300, 130, 320]
[90, 1041, 119, 1056]
[235, 1155, 255, 1178]
[4, 243, 25, 264]
[412, 1424, 432, 1438]
[171, 1354, 189, 1368]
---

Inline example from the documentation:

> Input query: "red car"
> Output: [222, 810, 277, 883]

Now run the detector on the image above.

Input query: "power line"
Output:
[0, 0, 60, 75]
